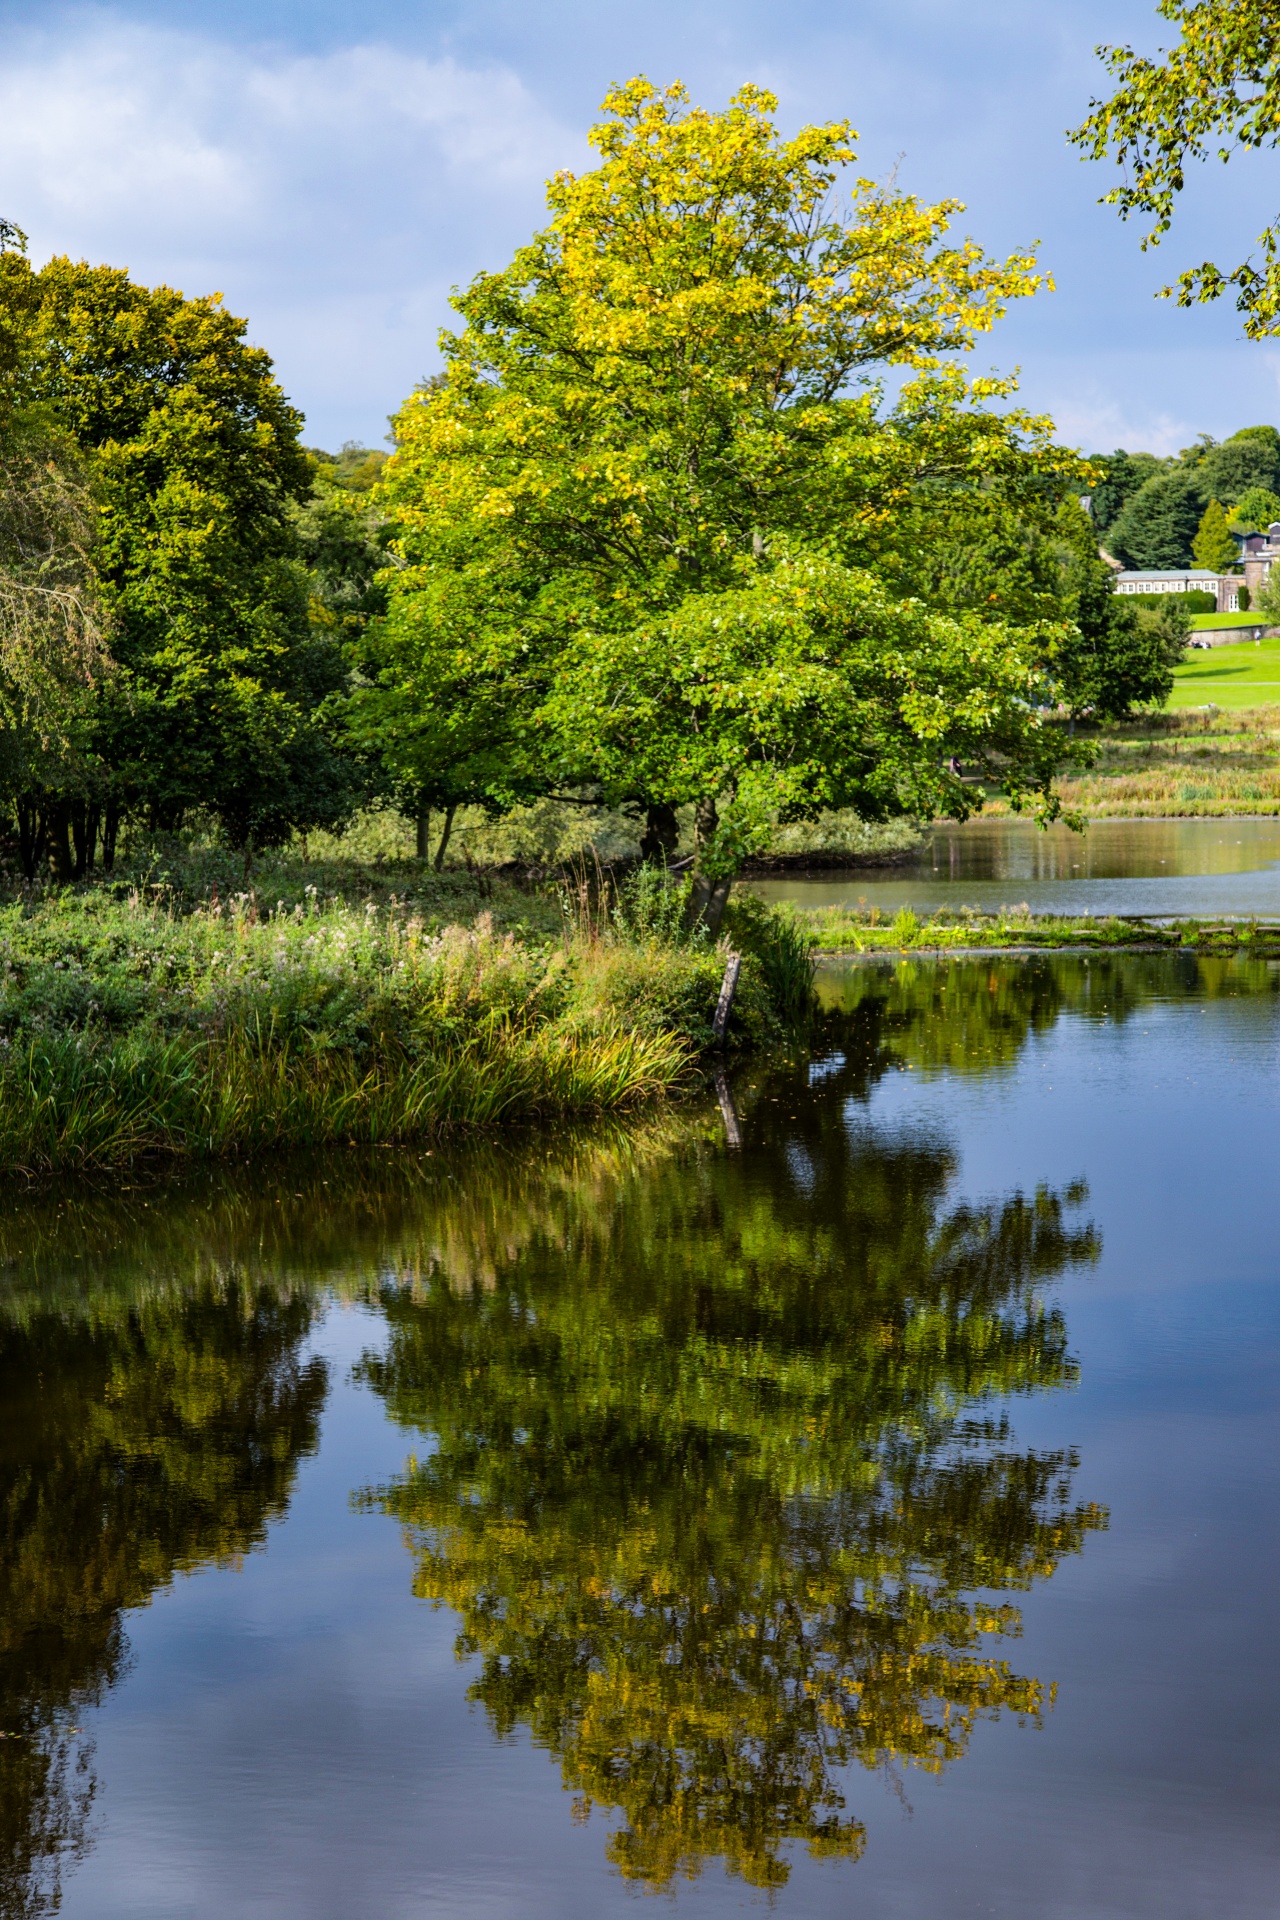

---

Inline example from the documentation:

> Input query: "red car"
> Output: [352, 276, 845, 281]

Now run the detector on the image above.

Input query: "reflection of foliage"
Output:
[0, 1285, 327, 1918]
[357, 1095, 1105, 1890]
[816, 950, 1280, 1081]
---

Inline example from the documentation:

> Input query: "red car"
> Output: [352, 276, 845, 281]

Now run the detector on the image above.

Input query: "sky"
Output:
[0, 0, 1276, 455]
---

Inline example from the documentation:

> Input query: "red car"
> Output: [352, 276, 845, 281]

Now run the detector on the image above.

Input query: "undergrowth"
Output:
[0, 857, 811, 1171]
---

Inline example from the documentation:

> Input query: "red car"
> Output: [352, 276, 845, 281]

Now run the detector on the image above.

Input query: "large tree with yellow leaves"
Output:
[354, 81, 1082, 917]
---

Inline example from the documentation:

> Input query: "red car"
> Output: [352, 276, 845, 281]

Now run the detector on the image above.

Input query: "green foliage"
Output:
[1109, 466, 1206, 568]
[294, 450, 389, 643]
[610, 862, 698, 947]
[1074, 9, 1280, 335]
[0, 411, 107, 742]
[1087, 448, 1167, 538]
[1192, 497, 1240, 570]
[0, 856, 843, 1165]
[365, 80, 1078, 892]
[1053, 499, 1176, 715]
[724, 892, 817, 1024]
[0, 251, 357, 868]
[1195, 426, 1280, 502]
[1126, 589, 1216, 613]
[1228, 483, 1280, 531]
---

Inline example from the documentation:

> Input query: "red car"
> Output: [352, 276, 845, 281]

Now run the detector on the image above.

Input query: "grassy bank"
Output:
[978, 705, 1280, 819]
[0, 861, 809, 1172]
[790, 901, 1280, 955]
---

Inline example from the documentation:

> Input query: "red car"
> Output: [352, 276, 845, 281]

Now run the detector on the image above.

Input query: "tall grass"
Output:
[0, 857, 814, 1171]
[0, 1021, 687, 1173]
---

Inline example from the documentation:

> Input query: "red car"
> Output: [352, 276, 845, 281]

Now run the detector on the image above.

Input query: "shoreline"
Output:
[795, 910, 1280, 957]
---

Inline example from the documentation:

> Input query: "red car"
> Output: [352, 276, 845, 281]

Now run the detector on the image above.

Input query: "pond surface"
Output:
[750, 815, 1280, 918]
[5, 952, 1280, 1917]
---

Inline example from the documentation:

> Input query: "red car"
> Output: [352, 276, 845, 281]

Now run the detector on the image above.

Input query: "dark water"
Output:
[750, 815, 1280, 918]
[5, 953, 1280, 1917]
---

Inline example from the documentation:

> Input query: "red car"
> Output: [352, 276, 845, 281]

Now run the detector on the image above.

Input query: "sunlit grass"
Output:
[1168, 637, 1280, 711]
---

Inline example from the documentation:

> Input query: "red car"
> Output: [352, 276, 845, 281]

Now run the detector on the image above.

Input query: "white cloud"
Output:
[1047, 395, 1195, 459]
[0, 17, 582, 442]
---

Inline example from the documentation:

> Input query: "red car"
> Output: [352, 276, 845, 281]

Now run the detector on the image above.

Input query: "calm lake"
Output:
[750, 815, 1280, 918]
[5, 951, 1280, 1917]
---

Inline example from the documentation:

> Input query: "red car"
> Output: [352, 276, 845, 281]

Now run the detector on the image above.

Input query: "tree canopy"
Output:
[359, 81, 1081, 906]
[1193, 496, 1240, 568]
[0, 243, 359, 872]
[1073, 0, 1280, 336]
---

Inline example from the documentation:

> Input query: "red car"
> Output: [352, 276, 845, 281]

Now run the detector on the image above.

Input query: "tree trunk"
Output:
[47, 801, 76, 882]
[688, 872, 733, 936]
[415, 805, 430, 861]
[101, 801, 121, 872]
[640, 801, 679, 863]
[694, 794, 718, 850]
[70, 801, 95, 879]
[433, 802, 457, 872]
[687, 795, 731, 934]
[16, 797, 46, 882]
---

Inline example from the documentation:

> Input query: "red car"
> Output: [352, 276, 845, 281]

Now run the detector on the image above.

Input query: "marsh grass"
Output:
[0, 1021, 686, 1172]
[982, 707, 1280, 818]
[0, 858, 811, 1171]
[787, 900, 1280, 955]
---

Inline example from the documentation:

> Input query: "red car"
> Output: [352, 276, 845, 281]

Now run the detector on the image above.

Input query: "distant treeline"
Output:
[1089, 427, 1280, 569]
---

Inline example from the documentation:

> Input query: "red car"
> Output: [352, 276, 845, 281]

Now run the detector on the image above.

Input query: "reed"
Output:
[0, 1021, 688, 1173]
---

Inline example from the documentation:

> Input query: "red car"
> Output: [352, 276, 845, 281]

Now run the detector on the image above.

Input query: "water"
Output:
[5, 952, 1280, 1916]
[749, 815, 1280, 918]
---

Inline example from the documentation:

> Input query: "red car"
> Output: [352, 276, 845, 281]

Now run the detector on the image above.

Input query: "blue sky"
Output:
[1, 0, 1276, 454]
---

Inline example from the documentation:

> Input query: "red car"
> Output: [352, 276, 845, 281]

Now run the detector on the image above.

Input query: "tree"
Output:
[1192, 496, 1240, 569]
[1228, 483, 1280, 530]
[1053, 499, 1178, 714]
[370, 81, 1078, 922]
[1087, 448, 1167, 540]
[1194, 425, 1280, 504]
[0, 249, 356, 868]
[1108, 466, 1205, 567]
[1072, 1, 1280, 335]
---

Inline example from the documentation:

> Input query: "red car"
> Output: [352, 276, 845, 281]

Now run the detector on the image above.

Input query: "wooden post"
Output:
[713, 1066, 742, 1149]
[712, 951, 741, 1046]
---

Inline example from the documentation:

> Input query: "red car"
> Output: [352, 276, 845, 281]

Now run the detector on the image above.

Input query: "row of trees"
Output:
[1, 82, 1182, 894]
[1088, 426, 1280, 571]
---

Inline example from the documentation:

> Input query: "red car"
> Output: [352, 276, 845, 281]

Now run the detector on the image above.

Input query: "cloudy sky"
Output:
[1, 0, 1275, 454]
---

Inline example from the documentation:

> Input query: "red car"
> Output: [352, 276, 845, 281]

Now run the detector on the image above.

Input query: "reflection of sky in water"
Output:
[750, 817, 1280, 918]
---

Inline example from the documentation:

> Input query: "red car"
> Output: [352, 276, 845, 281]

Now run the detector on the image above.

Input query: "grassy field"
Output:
[978, 705, 1280, 817]
[1168, 636, 1280, 709]
[1187, 612, 1268, 632]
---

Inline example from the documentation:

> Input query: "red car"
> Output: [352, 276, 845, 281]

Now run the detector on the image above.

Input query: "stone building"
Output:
[1236, 523, 1280, 603]
[1113, 569, 1242, 613]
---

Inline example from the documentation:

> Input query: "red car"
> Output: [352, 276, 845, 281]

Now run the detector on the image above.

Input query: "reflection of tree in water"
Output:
[357, 1095, 1107, 1891]
[819, 949, 1280, 1081]
[0, 1285, 327, 1918]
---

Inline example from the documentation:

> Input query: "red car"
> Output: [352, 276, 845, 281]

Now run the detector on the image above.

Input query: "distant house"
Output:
[1114, 569, 1241, 613]
[1236, 522, 1280, 603]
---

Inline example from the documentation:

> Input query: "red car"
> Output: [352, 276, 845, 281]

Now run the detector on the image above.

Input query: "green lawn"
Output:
[1188, 611, 1268, 630]
[1169, 635, 1280, 710]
